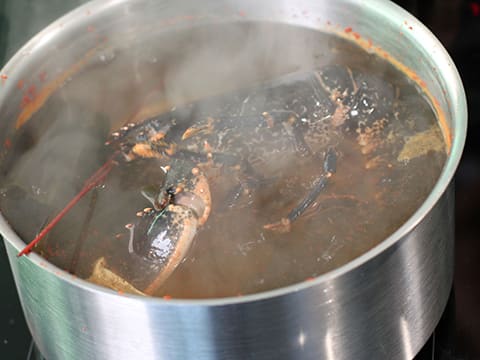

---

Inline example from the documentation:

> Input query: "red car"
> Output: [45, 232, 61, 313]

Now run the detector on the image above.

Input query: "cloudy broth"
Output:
[0, 22, 446, 298]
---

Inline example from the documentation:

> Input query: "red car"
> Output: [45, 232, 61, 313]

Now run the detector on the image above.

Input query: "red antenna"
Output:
[17, 157, 115, 257]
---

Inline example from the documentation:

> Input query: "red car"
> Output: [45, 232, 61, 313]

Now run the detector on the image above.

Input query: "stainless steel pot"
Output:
[0, 0, 467, 359]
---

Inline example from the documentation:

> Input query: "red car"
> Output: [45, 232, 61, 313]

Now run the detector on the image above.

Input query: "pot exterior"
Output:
[4, 185, 454, 360]
[0, 0, 466, 359]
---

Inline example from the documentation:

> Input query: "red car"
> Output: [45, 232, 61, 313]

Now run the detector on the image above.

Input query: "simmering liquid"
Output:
[0, 22, 446, 298]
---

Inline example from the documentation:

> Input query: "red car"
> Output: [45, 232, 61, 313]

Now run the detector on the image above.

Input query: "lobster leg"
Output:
[222, 176, 278, 210]
[262, 110, 313, 157]
[263, 148, 336, 233]
[290, 122, 312, 157]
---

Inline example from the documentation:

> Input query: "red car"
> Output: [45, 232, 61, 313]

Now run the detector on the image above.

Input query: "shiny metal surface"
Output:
[0, 0, 467, 359]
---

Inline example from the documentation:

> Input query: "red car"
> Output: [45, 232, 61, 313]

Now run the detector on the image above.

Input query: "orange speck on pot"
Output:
[27, 84, 37, 96]
[21, 94, 31, 108]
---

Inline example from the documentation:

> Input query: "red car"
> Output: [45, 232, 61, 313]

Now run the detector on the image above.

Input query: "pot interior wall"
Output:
[0, 1, 466, 359]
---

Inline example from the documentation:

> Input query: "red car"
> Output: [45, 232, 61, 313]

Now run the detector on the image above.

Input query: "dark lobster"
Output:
[21, 64, 395, 295]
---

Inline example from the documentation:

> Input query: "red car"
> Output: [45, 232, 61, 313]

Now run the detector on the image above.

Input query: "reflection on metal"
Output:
[0, 0, 465, 359]
[97, 300, 158, 360]
[298, 330, 306, 348]
[400, 317, 414, 360]
[325, 329, 335, 360]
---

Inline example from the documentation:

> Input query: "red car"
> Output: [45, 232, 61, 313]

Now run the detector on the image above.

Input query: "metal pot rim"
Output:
[0, 0, 467, 305]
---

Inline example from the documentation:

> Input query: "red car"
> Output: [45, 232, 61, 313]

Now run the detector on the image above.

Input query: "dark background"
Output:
[395, 1, 480, 359]
[0, 0, 479, 359]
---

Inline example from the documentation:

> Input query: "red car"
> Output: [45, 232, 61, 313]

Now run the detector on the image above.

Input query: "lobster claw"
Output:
[131, 205, 198, 263]
[88, 204, 199, 296]
[88, 174, 211, 296]
[128, 204, 199, 294]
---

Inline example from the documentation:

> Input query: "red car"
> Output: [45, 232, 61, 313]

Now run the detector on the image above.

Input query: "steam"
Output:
[1, 19, 335, 287]
[159, 23, 328, 105]
[0, 16, 446, 297]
